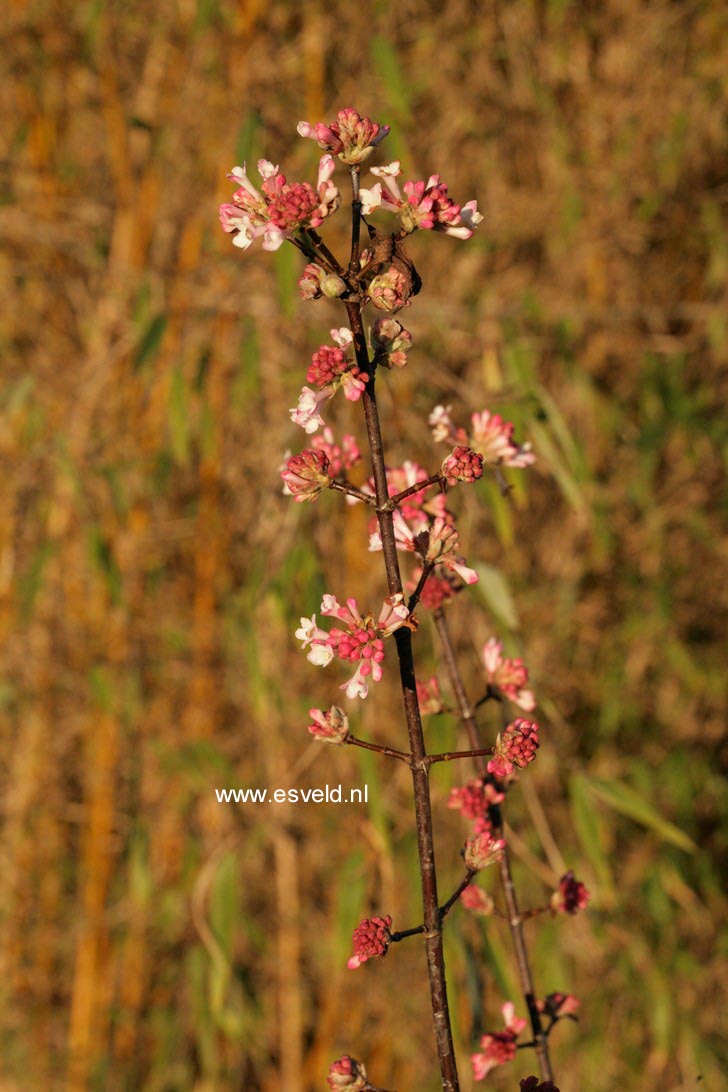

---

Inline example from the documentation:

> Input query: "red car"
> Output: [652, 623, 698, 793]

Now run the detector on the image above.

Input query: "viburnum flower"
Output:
[327, 1054, 369, 1090]
[295, 594, 410, 699]
[538, 992, 580, 1019]
[463, 830, 506, 871]
[280, 449, 332, 502]
[311, 427, 361, 476]
[298, 262, 346, 300]
[370, 317, 413, 368]
[552, 871, 591, 915]
[306, 328, 368, 402]
[471, 1003, 528, 1081]
[460, 884, 495, 916]
[416, 676, 444, 715]
[449, 778, 504, 823]
[488, 717, 540, 780]
[440, 445, 484, 487]
[520, 1079, 561, 1092]
[289, 384, 334, 434]
[308, 706, 350, 744]
[219, 156, 340, 252]
[360, 161, 483, 239]
[429, 404, 535, 469]
[368, 266, 412, 312]
[421, 516, 480, 585]
[347, 914, 393, 969]
[298, 108, 390, 165]
[482, 637, 536, 712]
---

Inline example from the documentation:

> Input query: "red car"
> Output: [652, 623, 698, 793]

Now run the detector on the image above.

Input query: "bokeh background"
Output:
[1, 1, 727, 1089]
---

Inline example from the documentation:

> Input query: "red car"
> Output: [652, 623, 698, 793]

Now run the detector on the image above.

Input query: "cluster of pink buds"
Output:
[298, 108, 390, 165]
[370, 317, 412, 369]
[416, 675, 444, 715]
[440, 445, 484, 487]
[460, 884, 495, 916]
[520, 1079, 561, 1092]
[471, 1002, 527, 1081]
[295, 594, 410, 699]
[448, 778, 504, 825]
[464, 829, 507, 871]
[280, 449, 332, 502]
[219, 157, 339, 252]
[360, 162, 483, 239]
[291, 328, 367, 433]
[430, 404, 535, 469]
[482, 637, 536, 712]
[312, 427, 361, 476]
[552, 871, 591, 915]
[327, 1054, 369, 1090]
[348, 914, 393, 969]
[298, 262, 347, 300]
[308, 706, 349, 744]
[487, 718, 540, 780]
[368, 266, 412, 312]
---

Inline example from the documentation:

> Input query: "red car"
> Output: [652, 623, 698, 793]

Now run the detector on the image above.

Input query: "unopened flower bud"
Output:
[327, 1054, 368, 1090]
[440, 446, 484, 486]
[298, 262, 327, 299]
[308, 706, 349, 744]
[348, 914, 393, 968]
[322, 274, 348, 299]
[464, 831, 506, 871]
[460, 884, 495, 916]
[551, 871, 591, 915]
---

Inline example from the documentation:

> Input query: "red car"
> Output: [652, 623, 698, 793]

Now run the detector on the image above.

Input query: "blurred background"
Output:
[1, 1, 727, 1089]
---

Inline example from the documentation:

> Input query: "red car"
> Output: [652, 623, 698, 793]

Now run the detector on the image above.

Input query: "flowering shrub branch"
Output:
[221, 107, 589, 1092]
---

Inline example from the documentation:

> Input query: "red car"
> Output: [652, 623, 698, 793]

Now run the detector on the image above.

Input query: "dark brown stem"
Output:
[346, 735, 411, 764]
[426, 747, 494, 766]
[342, 184, 459, 1088]
[307, 229, 346, 276]
[328, 479, 376, 506]
[390, 924, 426, 943]
[433, 609, 554, 1084]
[440, 870, 477, 921]
[349, 166, 362, 275]
[384, 473, 445, 511]
[407, 561, 435, 613]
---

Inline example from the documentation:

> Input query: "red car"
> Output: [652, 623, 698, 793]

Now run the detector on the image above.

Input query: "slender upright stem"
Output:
[433, 609, 554, 1083]
[341, 180, 460, 1090]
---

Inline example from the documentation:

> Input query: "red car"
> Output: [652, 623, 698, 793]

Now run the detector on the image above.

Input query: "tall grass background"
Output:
[1, 1, 726, 1089]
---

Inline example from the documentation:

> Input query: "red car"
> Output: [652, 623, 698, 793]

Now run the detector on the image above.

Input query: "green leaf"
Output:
[473, 562, 520, 630]
[569, 773, 614, 898]
[588, 776, 696, 852]
[134, 313, 167, 371]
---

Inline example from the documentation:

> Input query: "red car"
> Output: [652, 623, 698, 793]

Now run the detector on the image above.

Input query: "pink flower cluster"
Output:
[471, 1002, 527, 1081]
[448, 778, 504, 826]
[416, 675, 444, 715]
[219, 157, 340, 252]
[464, 829, 506, 871]
[348, 914, 393, 969]
[487, 718, 540, 780]
[430, 404, 535, 469]
[372, 512, 479, 587]
[291, 328, 367, 434]
[483, 637, 536, 712]
[460, 884, 495, 916]
[552, 871, 591, 915]
[370, 317, 412, 369]
[298, 108, 390, 165]
[440, 445, 484, 487]
[280, 449, 332, 502]
[308, 706, 349, 744]
[295, 594, 409, 699]
[327, 1054, 369, 1090]
[406, 566, 458, 610]
[311, 427, 361, 476]
[360, 162, 483, 239]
